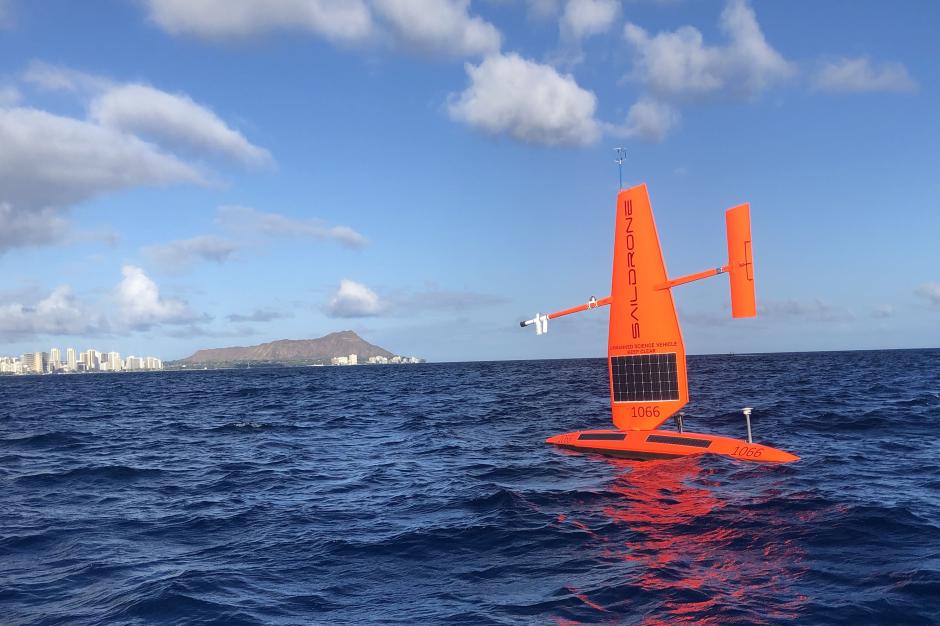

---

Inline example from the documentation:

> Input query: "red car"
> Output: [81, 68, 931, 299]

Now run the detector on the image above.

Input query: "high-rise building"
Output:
[50, 348, 61, 369]
[21, 352, 43, 373]
[108, 352, 122, 371]
[82, 350, 99, 371]
[66, 348, 77, 371]
[348, 353, 358, 365]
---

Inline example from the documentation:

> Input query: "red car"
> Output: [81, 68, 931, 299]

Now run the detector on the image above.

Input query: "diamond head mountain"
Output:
[172, 331, 422, 368]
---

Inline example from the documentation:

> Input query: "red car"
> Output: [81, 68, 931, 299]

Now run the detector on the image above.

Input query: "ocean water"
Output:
[1, 350, 939, 625]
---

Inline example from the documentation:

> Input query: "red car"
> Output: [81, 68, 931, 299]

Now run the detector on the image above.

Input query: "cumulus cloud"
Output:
[324, 279, 386, 318]
[0, 202, 68, 251]
[560, 0, 619, 42]
[813, 57, 917, 94]
[623, 0, 794, 99]
[611, 97, 680, 143]
[143, 235, 239, 272]
[146, 0, 501, 57]
[915, 283, 940, 307]
[1, 63, 270, 254]
[90, 84, 272, 165]
[0, 107, 203, 212]
[373, 0, 501, 57]
[216, 205, 367, 248]
[115, 265, 200, 329]
[0, 106, 204, 253]
[0, 286, 107, 341]
[0, 266, 203, 340]
[448, 52, 601, 146]
[226, 309, 292, 322]
[146, 0, 374, 43]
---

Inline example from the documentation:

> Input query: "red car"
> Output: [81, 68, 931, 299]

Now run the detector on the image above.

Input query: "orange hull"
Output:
[547, 429, 799, 464]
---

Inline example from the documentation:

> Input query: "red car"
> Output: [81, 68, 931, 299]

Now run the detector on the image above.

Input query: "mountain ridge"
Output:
[180, 331, 396, 363]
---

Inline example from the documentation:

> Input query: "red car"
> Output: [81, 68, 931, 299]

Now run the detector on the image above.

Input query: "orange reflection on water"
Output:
[557, 455, 807, 625]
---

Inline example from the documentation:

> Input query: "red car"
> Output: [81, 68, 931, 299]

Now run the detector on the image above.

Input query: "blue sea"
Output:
[2, 350, 939, 625]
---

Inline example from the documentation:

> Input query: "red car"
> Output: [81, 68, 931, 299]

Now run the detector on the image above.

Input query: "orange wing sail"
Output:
[608, 184, 687, 430]
[726, 204, 756, 318]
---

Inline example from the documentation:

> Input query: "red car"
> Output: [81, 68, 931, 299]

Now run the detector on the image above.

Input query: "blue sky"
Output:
[0, 0, 937, 362]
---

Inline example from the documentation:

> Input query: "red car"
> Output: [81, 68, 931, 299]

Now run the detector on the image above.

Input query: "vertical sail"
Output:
[608, 185, 688, 430]
[725, 203, 757, 318]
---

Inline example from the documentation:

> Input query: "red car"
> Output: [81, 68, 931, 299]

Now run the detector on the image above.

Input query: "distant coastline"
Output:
[168, 330, 423, 370]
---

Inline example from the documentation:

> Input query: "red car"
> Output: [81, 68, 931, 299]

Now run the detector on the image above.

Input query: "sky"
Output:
[0, 0, 938, 362]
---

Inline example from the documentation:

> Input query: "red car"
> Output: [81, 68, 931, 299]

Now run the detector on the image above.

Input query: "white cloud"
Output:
[0, 202, 68, 250]
[813, 57, 917, 94]
[448, 52, 601, 146]
[611, 97, 680, 142]
[324, 279, 386, 318]
[216, 205, 367, 248]
[22, 61, 113, 94]
[0, 286, 107, 340]
[373, 0, 501, 57]
[115, 265, 199, 329]
[90, 84, 272, 166]
[143, 235, 239, 272]
[1, 63, 270, 253]
[146, 0, 500, 57]
[0, 267, 207, 340]
[915, 283, 940, 307]
[623, 0, 794, 99]
[0, 106, 204, 253]
[0, 107, 203, 211]
[146, 0, 374, 43]
[560, 0, 619, 41]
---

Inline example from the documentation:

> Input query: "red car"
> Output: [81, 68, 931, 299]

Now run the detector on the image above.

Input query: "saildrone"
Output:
[521, 184, 797, 463]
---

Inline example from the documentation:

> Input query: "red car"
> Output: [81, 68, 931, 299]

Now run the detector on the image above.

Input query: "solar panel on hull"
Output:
[610, 353, 679, 402]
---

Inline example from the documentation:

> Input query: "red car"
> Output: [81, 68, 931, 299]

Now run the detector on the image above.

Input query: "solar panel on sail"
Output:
[610, 353, 679, 402]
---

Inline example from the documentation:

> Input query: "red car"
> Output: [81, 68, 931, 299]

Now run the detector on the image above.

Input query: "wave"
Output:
[3, 352, 940, 624]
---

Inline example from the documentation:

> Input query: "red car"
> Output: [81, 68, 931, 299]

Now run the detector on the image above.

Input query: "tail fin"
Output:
[725, 203, 756, 318]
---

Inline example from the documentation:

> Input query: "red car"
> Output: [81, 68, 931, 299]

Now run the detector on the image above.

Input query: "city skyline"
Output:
[1, 345, 163, 375]
[0, 1, 937, 361]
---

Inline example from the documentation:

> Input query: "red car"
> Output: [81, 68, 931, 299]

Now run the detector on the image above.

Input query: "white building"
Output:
[108, 352, 122, 371]
[66, 348, 77, 371]
[1, 357, 22, 374]
[84, 350, 101, 371]
[21, 352, 46, 374]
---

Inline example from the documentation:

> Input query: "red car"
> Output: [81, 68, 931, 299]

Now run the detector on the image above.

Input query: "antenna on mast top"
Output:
[614, 147, 627, 189]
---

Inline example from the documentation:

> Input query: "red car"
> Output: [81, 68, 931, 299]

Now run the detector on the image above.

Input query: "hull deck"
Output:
[547, 429, 799, 464]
